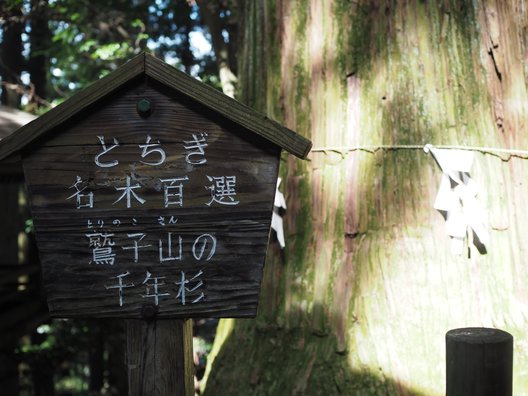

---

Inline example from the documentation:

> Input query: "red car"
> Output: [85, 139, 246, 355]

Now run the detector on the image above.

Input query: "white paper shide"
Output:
[271, 177, 287, 249]
[424, 144, 489, 254]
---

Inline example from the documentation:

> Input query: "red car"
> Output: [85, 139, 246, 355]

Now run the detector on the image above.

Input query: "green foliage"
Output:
[0, 1, 234, 394]
[45, 0, 150, 100]
[1, 0, 224, 112]
[2, 0, 23, 11]
[17, 319, 125, 395]
[24, 218, 34, 234]
[17, 320, 89, 393]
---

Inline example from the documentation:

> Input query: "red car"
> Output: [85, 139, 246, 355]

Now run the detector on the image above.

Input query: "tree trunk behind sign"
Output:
[203, 1, 528, 395]
[0, 5, 23, 108]
[28, 0, 52, 107]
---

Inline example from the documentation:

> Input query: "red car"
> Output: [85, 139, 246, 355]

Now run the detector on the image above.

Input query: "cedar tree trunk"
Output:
[203, 1, 528, 395]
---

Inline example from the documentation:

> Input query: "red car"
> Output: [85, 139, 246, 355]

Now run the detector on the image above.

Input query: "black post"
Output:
[446, 327, 513, 396]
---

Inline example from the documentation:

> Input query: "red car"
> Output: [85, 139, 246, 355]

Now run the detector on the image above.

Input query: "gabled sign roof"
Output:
[0, 52, 311, 162]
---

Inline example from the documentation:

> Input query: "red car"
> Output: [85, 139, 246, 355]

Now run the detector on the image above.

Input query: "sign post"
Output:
[0, 53, 311, 394]
[446, 327, 513, 396]
[127, 319, 193, 395]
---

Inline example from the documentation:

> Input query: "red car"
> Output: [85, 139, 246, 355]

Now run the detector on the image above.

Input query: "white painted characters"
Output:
[86, 232, 116, 265]
[67, 134, 243, 209]
[68, 173, 242, 209]
[141, 271, 170, 306]
[67, 176, 94, 209]
[174, 270, 204, 305]
[113, 175, 146, 208]
[160, 176, 189, 207]
[84, 225, 218, 268]
[105, 272, 134, 307]
[95, 134, 166, 168]
[192, 234, 216, 261]
[159, 232, 183, 262]
[94, 133, 210, 168]
[105, 270, 205, 307]
[95, 136, 119, 168]
[122, 233, 151, 263]
[205, 175, 239, 206]
[70, 132, 238, 310]
[139, 135, 166, 166]
[183, 132, 208, 165]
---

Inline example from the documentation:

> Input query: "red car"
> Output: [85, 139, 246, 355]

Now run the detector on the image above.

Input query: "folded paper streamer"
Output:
[424, 144, 489, 255]
[271, 177, 287, 249]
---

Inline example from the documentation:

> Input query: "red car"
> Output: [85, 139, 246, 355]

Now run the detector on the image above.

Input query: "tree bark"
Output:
[203, 1, 528, 395]
[197, 1, 238, 98]
[0, 5, 24, 108]
[127, 319, 194, 396]
[106, 320, 128, 394]
[28, 0, 52, 107]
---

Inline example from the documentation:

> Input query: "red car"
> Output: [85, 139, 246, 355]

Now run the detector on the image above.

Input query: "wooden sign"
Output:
[1, 53, 311, 319]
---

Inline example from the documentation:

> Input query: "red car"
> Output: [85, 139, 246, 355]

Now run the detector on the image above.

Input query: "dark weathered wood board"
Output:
[23, 79, 280, 318]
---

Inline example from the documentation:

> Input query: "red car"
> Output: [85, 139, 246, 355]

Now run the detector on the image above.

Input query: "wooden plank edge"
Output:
[144, 54, 312, 159]
[0, 53, 147, 162]
[47, 310, 258, 320]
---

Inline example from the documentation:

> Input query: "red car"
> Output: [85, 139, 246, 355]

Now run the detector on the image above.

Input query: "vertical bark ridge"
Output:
[203, 1, 528, 394]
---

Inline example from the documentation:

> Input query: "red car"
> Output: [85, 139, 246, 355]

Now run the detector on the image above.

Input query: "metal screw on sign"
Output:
[137, 99, 152, 117]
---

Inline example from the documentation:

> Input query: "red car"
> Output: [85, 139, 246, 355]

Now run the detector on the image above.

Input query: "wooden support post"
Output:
[446, 327, 513, 396]
[127, 319, 194, 396]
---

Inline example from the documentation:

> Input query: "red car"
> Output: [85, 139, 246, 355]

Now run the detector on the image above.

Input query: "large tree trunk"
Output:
[203, 1, 528, 395]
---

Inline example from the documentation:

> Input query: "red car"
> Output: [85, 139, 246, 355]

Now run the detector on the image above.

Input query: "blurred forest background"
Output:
[3, 0, 528, 395]
[0, 0, 236, 395]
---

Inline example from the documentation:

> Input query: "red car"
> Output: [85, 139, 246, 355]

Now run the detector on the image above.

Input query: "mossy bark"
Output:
[203, 1, 528, 395]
